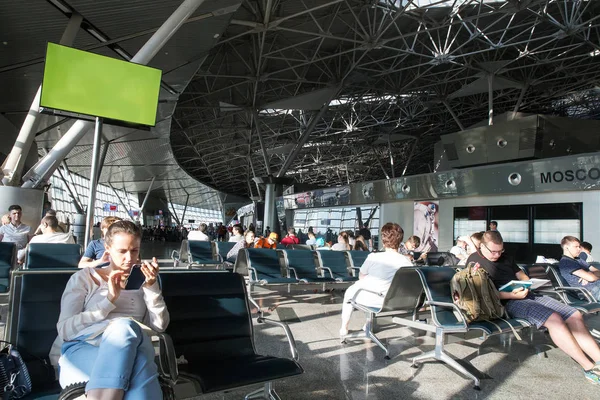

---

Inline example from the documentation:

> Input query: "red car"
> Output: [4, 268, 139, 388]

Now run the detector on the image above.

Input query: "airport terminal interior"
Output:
[1, 0, 600, 399]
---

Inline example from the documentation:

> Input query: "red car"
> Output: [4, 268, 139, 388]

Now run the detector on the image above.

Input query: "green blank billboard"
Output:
[41, 43, 162, 126]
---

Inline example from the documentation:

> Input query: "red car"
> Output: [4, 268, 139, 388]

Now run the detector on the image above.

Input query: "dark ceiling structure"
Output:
[171, 0, 600, 198]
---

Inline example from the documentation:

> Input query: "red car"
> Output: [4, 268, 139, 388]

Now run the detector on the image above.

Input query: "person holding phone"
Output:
[52, 221, 169, 399]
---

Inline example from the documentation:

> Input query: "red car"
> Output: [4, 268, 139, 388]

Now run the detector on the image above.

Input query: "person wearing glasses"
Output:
[467, 231, 600, 384]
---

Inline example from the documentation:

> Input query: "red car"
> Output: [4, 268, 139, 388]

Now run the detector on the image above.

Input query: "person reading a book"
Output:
[467, 231, 600, 384]
[52, 220, 169, 399]
[559, 236, 600, 300]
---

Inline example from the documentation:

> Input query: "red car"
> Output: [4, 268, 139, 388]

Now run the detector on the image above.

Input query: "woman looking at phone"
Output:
[51, 220, 169, 400]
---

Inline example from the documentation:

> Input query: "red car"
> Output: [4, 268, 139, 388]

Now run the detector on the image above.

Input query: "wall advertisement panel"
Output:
[414, 201, 439, 253]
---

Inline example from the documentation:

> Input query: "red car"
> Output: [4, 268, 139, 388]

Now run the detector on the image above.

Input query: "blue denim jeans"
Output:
[59, 318, 162, 400]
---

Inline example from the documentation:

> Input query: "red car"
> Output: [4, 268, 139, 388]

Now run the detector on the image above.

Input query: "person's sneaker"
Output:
[584, 369, 600, 385]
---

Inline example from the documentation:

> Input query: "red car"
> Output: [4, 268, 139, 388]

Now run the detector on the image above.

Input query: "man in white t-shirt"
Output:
[228, 224, 244, 242]
[187, 223, 210, 241]
[20, 216, 75, 263]
[0, 204, 32, 262]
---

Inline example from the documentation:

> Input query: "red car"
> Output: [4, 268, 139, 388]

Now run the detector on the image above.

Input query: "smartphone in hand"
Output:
[125, 265, 146, 290]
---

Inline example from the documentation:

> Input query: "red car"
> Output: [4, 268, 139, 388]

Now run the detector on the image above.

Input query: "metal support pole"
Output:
[181, 194, 189, 223]
[109, 182, 131, 217]
[2, 13, 83, 186]
[372, 147, 390, 179]
[169, 200, 181, 226]
[252, 110, 271, 176]
[388, 135, 395, 179]
[442, 100, 464, 131]
[277, 84, 341, 177]
[513, 83, 529, 115]
[84, 117, 103, 249]
[263, 183, 276, 236]
[402, 139, 418, 177]
[96, 141, 110, 183]
[488, 74, 494, 126]
[140, 177, 156, 213]
[22, 0, 208, 189]
[56, 167, 84, 214]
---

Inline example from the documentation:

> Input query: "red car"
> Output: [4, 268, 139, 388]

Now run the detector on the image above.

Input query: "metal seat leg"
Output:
[245, 382, 281, 400]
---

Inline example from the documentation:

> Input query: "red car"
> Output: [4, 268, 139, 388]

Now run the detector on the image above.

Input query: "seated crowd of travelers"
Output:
[3, 202, 600, 397]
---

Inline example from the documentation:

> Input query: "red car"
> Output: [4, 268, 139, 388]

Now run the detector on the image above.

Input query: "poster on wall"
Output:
[414, 201, 439, 253]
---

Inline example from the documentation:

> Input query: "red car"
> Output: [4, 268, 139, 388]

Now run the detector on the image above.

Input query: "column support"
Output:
[84, 117, 103, 249]
[2, 13, 83, 186]
[263, 183, 276, 236]
[488, 74, 494, 126]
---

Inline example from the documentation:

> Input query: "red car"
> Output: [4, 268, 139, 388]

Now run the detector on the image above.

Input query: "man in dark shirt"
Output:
[467, 231, 600, 384]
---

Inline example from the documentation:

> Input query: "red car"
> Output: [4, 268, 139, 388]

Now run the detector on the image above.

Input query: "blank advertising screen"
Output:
[40, 43, 162, 126]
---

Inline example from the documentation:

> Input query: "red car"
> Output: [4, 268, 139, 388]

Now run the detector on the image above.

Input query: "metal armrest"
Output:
[350, 267, 361, 277]
[248, 294, 265, 319]
[425, 300, 469, 328]
[248, 266, 259, 282]
[170, 250, 180, 261]
[351, 287, 384, 303]
[319, 266, 334, 279]
[257, 317, 299, 361]
[555, 286, 598, 303]
[154, 332, 179, 384]
[288, 267, 299, 280]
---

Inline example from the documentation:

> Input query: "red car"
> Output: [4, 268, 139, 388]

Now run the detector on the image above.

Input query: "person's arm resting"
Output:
[142, 282, 170, 332]
[57, 273, 116, 341]
[572, 268, 599, 282]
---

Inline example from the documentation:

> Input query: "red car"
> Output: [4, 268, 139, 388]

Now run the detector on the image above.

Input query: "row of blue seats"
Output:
[6, 268, 303, 399]
[173, 240, 319, 266]
[0, 242, 81, 297]
[232, 248, 370, 285]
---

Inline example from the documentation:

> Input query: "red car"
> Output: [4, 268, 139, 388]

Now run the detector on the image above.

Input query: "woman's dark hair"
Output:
[338, 231, 349, 244]
[105, 220, 142, 246]
[381, 223, 403, 249]
[354, 236, 369, 251]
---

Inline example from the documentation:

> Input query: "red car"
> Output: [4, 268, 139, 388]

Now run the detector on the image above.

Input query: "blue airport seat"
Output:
[159, 271, 303, 396]
[281, 250, 334, 283]
[188, 241, 220, 265]
[343, 267, 424, 358]
[286, 244, 314, 250]
[214, 241, 236, 262]
[0, 242, 16, 293]
[401, 267, 531, 390]
[544, 264, 600, 313]
[7, 269, 76, 398]
[25, 243, 81, 269]
[314, 251, 357, 282]
[345, 251, 370, 274]
[244, 249, 297, 284]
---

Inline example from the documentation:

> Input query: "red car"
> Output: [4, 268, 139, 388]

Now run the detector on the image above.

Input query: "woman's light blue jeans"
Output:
[59, 318, 162, 400]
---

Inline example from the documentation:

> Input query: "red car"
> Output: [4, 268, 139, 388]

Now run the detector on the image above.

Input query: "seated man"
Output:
[580, 241, 595, 263]
[399, 235, 427, 262]
[228, 224, 244, 242]
[340, 222, 413, 338]
[559, 236, 600, 300]
[0, 204, 32, 263]
[468, 231, 600, 384]
[255, 232, 278, 249]
[19, 216, 75, 263]
[33, 209, 66, 235]
[449, 237, 468, 261]
[79, 216, 121, 268]
[187, 223, 210, 241]
[280, 227, 300, 246]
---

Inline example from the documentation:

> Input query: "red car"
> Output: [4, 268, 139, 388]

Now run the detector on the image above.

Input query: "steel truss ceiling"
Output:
[171, 0, 600, 198]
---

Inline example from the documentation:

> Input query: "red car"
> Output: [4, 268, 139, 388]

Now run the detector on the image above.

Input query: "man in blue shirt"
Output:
[78, 216, 121, 268]
[559, 236, 600, 300]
